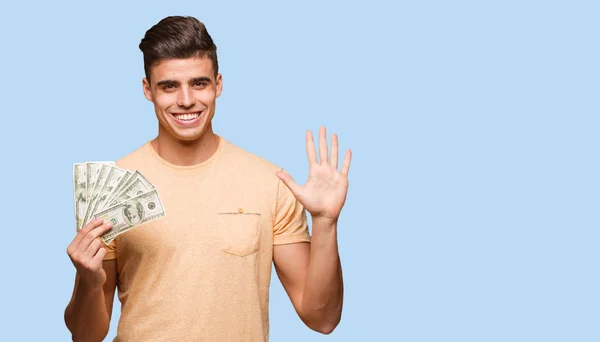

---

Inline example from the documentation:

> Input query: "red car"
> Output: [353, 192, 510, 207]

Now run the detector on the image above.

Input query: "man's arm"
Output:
[273, 217, 343, 334]
[274, 126, 352, 335]
[64, 219, 117, 342]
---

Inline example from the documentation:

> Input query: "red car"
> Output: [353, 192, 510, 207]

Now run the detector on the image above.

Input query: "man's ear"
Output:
[215, 73, 223, 98]
[142, 78, 153, 101]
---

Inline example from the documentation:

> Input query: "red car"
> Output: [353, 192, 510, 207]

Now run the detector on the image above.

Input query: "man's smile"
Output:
[170, 111, 203, 124]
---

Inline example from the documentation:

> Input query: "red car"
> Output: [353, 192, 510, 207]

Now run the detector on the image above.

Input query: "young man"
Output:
[65, 16, 351, 341]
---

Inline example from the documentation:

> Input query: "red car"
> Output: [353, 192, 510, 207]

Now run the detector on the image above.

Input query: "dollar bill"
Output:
[106, 171, 154, 208]
[89, 165, 127, 221]
[94, 189, 166, 244]
[73, 163, 87, 231]
[77, 162, 114, 231]
[72, 162, 164, 242]
[85, 162, 114, 201]
[101, 170, 132, 211]
[83, 164, 111, 226]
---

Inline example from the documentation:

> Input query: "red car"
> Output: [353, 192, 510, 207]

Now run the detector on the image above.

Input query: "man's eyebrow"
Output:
[156, 79, 179, 87]
[156, 77, 211, 87]
[190, 77, 212, 83]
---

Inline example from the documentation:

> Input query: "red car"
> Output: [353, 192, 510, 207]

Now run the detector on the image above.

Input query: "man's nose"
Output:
[177, 87, 194, 107]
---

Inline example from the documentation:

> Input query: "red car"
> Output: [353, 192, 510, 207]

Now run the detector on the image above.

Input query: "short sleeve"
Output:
[273, 169, 311, 245]
[102, 238, 117, 260]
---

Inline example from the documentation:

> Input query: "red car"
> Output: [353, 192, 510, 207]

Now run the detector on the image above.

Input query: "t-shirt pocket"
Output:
[216, 209, 261, 257]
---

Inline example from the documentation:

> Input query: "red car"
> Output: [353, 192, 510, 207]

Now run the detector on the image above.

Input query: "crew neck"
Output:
[144, 135, 225, 171]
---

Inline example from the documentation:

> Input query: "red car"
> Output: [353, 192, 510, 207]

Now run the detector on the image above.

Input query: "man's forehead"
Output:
[151, 57, 215, 81]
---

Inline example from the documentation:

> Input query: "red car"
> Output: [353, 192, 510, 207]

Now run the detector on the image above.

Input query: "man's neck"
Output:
[151, 126, 220, 167]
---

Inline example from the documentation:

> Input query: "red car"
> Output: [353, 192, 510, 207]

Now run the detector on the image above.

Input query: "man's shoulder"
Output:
[220, 137, 283, 174]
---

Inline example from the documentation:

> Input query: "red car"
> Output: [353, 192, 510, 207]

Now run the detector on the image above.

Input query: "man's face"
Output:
[143, 56, 222, 142]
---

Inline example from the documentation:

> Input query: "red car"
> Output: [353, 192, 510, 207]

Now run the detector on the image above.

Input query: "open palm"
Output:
[276, 126, 352, 222]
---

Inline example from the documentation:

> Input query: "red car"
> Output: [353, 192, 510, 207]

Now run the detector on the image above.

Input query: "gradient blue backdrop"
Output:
[1, 1, 598, 341]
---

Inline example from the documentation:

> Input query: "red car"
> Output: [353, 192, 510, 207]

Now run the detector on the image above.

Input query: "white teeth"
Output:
[173, 113, 200, 121]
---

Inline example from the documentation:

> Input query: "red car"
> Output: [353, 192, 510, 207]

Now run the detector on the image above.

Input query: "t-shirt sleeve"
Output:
[273, 169, 311, 245]
[102, 238, 117, 260]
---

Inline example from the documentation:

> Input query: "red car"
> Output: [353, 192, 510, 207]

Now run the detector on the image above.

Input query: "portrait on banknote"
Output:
[123, 201, 144, 225]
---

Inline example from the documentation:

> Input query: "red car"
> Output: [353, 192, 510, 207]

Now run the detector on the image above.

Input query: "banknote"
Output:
[89, 166, 127, 221]
[75, 161, 114, 231]
[83, 162, 115, 225]
[73, 162, 164, 240]
[94, 189, 166, 244]
[101, 170, 132, 211]
[83, 164, 111, 225]
[85, 162, 114, 203]
[106, 171, 154, 208]
[73, 163, 87, 231]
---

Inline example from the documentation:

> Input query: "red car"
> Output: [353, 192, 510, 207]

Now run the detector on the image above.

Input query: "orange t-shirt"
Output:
[104, 136, 311, 341]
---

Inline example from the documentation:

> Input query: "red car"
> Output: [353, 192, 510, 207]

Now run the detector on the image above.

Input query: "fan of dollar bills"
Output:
[73, 162, 166, 244]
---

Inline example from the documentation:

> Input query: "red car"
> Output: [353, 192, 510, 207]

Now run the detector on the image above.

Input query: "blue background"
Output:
[1, 1, 598, 341]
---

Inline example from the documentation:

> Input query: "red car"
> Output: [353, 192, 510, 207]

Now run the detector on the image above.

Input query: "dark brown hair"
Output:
[139, 16, 219, 81]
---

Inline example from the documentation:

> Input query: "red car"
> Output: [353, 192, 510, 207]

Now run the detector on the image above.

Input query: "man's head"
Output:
[139, 16, 218, 81]
[140, 16, 222, 143]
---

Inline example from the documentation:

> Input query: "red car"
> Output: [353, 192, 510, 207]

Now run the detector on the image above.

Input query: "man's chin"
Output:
[170, 128, 212, 142]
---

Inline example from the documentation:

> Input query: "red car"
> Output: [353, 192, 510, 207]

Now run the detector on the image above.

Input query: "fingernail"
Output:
[96, 217, 103, 223]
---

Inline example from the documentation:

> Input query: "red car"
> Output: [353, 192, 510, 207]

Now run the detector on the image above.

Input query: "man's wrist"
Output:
[311, 216, 338, 230]
[77, 275, 105, 294]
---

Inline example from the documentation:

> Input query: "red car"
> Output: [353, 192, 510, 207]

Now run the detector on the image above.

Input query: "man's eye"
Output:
[160, 84, 176, 90]
[194, 82, 206, 87]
